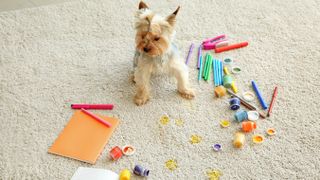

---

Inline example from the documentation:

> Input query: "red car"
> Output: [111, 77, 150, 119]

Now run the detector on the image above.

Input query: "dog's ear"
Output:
[139, 1, 149, 9]
[166, 6, 180, 26]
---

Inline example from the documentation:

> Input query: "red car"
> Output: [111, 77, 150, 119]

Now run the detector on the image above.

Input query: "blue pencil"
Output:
[220, 60, 224, 85]
[212, 59, 215, 85]
[198, 56, 203, 82]
[214, 59, 218, 86]
[217, 60, 221, 86]
[251, 80, 268, 110]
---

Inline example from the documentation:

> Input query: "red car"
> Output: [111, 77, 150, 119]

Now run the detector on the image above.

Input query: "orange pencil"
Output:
[215, 42, 248, 53]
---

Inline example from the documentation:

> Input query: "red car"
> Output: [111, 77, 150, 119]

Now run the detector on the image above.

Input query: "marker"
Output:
[251, 81, 268, 110]
[71, 104, 114, 110]
[81, 108, 112, 127]
[197, 45, 202, 69]
[215, 42, 248, 53]
[202, 34, 226, 44]
[185, 43, 195, 65]
[267, 86, 278, 117]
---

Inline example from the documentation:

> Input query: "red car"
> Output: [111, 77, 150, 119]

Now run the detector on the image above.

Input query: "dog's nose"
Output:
[143, 47, 150, 52]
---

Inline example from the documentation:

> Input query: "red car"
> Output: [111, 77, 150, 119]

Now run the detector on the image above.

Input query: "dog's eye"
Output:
[154, 37, 160, 41]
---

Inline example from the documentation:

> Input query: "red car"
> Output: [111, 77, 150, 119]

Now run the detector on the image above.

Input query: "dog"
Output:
[133, 1, 195, 106]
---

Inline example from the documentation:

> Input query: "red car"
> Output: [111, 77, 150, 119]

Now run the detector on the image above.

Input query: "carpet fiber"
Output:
[0, 0, 319, 179]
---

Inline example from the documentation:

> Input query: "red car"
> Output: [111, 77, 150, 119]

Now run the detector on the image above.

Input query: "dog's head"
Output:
[135, 1, 180, 57]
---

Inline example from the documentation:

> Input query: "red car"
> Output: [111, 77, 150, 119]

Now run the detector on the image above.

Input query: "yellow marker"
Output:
[190, 134, 202, 144]
[160, 115, 170, 125]
[175, 119, 184, 126]
[252, 134, 264, 144]
[206, 169, 223, 180]
[119, 169, 131, 180]
[233, 132, 245, 148]
[231, 82, 238, 93]
[165, 159, 178, 171]
[220, 120, 230, 128]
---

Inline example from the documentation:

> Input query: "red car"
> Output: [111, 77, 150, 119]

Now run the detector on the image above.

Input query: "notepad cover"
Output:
[48, 110, 119, 164]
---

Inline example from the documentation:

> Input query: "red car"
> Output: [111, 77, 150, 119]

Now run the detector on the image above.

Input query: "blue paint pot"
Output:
[229, 97, 240, 110]
[234, 110, 248, 122]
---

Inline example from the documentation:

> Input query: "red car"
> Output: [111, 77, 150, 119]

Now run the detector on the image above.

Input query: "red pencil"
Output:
[214, 42, 248, 53]
[81, 108, 112, 127]
[267, 87, 278, 117]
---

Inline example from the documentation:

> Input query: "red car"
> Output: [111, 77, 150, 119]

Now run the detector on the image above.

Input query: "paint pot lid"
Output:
[220, 120, 230, 128]
[266, 128, 276, 136]
[231, 67, 241, 74]
[247, 111, 259, 121]
[122, 145, 136, 156]
[223, 58, 233, 64]
[212, 144, 222, 151]
[242, 91, 255, 102]
[252, 134, 264, 144]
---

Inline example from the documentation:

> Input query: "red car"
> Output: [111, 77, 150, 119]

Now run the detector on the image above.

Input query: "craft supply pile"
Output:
[47, 34, 278, 179]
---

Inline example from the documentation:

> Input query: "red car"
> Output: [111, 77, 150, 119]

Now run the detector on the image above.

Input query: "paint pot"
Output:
[252, 134, 264, 144]
[229, 97, 240, 110]
[122, 145, 135, 156]
[242, 121, 257, 132]
[220, 120, 230, 128]
[133, 165, 149, 177]
[247, 111, 259, 121]
[109, 146, 123, 160]
[223, 75, 233, 88]
[233, 132, 245, 148]
[234, 110, 248, 122]
[212, 144, 222, 152]
[266, 128, 276, 136]
[119, 169, 131, 180]
[242, 91, 255, 102]
[232, 67, 241, 74]
[214, 86, 226, 97]
[223, 58, 233, 65]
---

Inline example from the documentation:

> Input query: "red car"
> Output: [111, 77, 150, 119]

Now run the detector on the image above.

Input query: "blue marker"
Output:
[251, 80, 268, 110]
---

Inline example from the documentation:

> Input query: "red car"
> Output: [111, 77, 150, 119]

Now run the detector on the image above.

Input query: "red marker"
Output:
[214, 42, 248, 53]
[267, 87, 278, 117]
[81, 108, 112, 127]
[71, 104, 114, 110]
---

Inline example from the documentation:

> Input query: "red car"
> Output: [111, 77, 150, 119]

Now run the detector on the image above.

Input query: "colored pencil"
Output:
[197, 45, 202, 69]
[267, 87, 278, 117]
[71, 104, 114, 110]
[206, 56, 213, 81]
[220, 61, 224, 85]
[251, 81, 268, 110]
[185, 43, 195, 65]
[81, 108, 112, 127]
[198, 56, 203, 82]
[203, 54, 209, 79]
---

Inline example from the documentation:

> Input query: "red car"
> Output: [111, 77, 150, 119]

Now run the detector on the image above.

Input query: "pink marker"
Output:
[203, 39, 229, 50]
[81, 108, 112, 127]
[202, 34, 226, 45]
[71, 104, 114, 110]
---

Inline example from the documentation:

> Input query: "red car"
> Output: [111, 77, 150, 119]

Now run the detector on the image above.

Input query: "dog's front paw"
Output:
[179, 89, 195, 99]
[134, 94, 150, 106]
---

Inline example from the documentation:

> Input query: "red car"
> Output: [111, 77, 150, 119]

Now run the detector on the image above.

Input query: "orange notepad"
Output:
[48, 110, 119, 164]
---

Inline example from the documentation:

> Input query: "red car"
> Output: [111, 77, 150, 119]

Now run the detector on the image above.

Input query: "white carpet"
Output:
[0, 0, 320, 179]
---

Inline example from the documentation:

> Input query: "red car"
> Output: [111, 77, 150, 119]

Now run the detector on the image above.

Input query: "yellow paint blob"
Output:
[190, 135, 202, 144]
[252, 134, 264, 144]
[220, 120, 230, 128]
[206, 169, 222, 180]
[266, 128, 276, 136]
[175, 119, 184, 126]
[160, 115, 170, 125]
[165, 159, 178, 171]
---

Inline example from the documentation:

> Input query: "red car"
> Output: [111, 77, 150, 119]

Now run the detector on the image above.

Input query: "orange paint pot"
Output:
[242, 121, 257, 132]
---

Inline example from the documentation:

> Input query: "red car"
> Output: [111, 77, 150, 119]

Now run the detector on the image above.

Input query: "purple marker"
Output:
[197, 45, 202, 69]
[185, 43, 195, 65]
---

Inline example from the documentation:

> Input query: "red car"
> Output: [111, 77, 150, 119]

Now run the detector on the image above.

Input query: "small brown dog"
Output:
[133, 1, 195, 105]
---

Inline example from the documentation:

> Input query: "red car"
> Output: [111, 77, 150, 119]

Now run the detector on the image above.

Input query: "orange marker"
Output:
[242, 121, 257, 132]
[214, 42, 248, 53]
